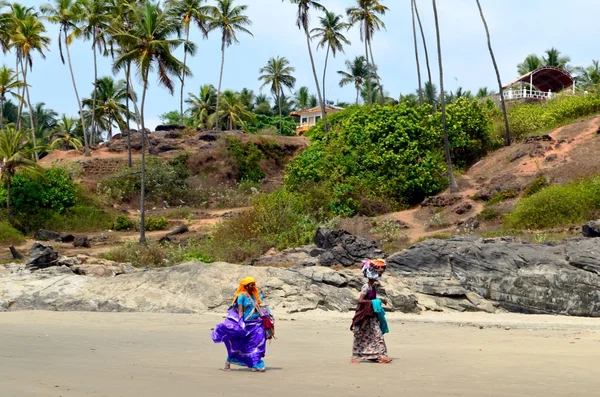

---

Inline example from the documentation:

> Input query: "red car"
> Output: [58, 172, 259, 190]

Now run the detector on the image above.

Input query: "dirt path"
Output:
[1, 311, 599, 396]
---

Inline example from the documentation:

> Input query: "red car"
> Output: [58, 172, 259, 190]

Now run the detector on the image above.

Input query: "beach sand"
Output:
[1, 310, 600, 396]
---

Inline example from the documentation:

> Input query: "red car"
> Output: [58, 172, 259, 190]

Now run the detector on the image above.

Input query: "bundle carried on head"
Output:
[232, 276, 261, 306]
[361, 259, 387, 280]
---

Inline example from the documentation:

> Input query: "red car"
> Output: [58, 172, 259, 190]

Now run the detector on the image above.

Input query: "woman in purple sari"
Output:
[211, 277, 269, 372]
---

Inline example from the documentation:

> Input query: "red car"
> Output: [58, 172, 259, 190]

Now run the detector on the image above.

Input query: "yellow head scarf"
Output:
[232, 276, 261, 306]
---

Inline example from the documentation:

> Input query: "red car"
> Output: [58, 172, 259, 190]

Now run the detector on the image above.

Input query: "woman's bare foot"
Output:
[223, 362, 231, 371]
[350, 358, 360, 364]
[378, 357, 393, 364]
[252, 368, 266, 373]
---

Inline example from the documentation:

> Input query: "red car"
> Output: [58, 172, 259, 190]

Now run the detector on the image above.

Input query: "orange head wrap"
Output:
[232, 276, 261, 306]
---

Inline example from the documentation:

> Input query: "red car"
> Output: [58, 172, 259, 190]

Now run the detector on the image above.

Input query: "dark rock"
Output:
[155, 124, 185, 132]
[453, 202, 473, 215]
[198, 132, 219, 142]
[421, 195, 462, 207]
[34, 229, 60, 242]
[387, 237, 600, 316]
[545, 154, 558, 162]
[165, 131, 182, 139]
[159, 224, 190, 243]
[155, 142, 177, 153]
[510, 150, 528, 163]
[9, 245, 23, 260]
[25, 242, 59, 270]
[524, 134, 553, 143]
[73, 236, 91, 248]
[457, 217, 480, 230]
[314, 227, 385, 267]
[583, 220, 600, 238]
[58, 232, 75, 243]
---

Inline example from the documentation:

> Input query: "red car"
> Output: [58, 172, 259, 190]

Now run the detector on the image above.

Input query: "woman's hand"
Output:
[380, 298, 388, 305]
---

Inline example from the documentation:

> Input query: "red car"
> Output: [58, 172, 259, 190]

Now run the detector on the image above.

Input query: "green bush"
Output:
[113, 215, 135, 231]
[286, 99, 493, 215]
[246, 114, 297, 136]
[496, 94, 600, 139]
[505, 175, 600, 229]
[143, 216, 169, 231]
[0, 221, 25, 245]
[99, 156, 190, 205]
[523, 175, 549, 197]
[487, 189, 519, 206]
[227, 137, 266, 182]
[477, 208, 502, 221]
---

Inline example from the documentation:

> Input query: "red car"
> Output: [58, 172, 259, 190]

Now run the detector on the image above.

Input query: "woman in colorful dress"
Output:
[350, 259, 392, 364]
[211, 277, 270, 372]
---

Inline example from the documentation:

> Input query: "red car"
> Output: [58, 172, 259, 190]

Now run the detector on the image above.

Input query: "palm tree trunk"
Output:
[16, 55, 23, 130]
[277, 91, 282, 134]
[215, 41, 225, 131]
[432, 0, 458, 193]
[65, 29, 90, 157]
[0, 96, 5, 130]
[414, 0, 432, 88]
[125, 63, 132, 167]
[22, 65, 38, 161]
[364, 38, 372, 107]
[475, 0, 511, 146]
[323, 44, 330, 111]
[90, 31, 99, 147]
[304, 27, 328, 133]
[355, 87, 359, 105]
[412, 0, 423, 105]
[6, 177, 11, 224]
[139, 74, 149, 245]
[180, 27, 190, 126]
[369, 42, 385, 103]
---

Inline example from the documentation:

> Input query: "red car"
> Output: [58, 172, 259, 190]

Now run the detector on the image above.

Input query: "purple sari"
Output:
[211, 308, 266, 369]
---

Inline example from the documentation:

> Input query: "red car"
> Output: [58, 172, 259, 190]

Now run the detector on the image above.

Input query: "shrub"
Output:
[285, 99, 493, 216]
[505, 175, 600, 229]
[0, 221, 25, 245]
[101, 242, 168, 268]
[477, 208, 502, 221]
[114, 215, 135, 231]
[143, 216, 169, 231]
[487, 189, 519, 205]
[246, 114, 297, 136]
[523, 175, 549, 197]
[227, 137, 266, 182]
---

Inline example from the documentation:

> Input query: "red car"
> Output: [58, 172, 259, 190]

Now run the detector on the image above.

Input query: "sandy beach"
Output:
[1, 311, 600, 397]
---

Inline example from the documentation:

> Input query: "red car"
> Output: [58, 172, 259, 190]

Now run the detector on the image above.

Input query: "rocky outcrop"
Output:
[583, 220, 600, 238]
[387, 237, 600, 316]
[314, 227, 385, 266]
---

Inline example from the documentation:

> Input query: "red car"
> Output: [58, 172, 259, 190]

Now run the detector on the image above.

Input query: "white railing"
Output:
[502, 88, 554, 101]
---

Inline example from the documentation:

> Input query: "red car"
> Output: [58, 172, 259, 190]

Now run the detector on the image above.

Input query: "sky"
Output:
[7, 0, 600, 130]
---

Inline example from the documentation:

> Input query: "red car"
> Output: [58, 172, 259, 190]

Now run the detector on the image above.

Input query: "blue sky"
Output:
[7, 0, 600, 130]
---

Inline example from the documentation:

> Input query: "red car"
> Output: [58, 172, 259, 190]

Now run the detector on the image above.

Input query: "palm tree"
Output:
[475, 0, 511, 146]
[24, 102, 58, 146]
[311, 11, 350, 109]
[0, 65, 25, 129]
[83, 76, 132, 140]
[0, 126, 42, 222]
[424, 81, 437, 107]
[338, 56, 370, 104]
[186, 84, 216, 128]
[258, 56, 296, 134]
[577, 60, 600, 89]
[346, 0, 388, 104]
[207, 0, 252, 131]
[41, 0, 91, 157]
[542, 47, 570, 69]
[285, 0, 328, 132]
[238, 87, 254, 110]
[48, 114, 83, 150]
[294, 86, 309, 110]
[113, 2, 188, 244]
[476, 87, 495, 98]
[9, 14, 50, 161]
[432, 0, 458, 193]
[166, 0, 209, 125]
[413, 0, 431, 90]
[208, 89, 253, 130]
[411, 0, 422, 105]
[308, 94, 318, 108]
[517, 54, 542, 75]
[80, 0, 110, 147]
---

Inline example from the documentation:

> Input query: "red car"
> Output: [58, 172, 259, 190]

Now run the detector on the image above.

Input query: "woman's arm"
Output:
[238, 304, 244, 318]
[357, 293, 370, 304]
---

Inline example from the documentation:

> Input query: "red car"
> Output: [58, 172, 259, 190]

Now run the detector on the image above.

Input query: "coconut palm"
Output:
[0, 65, 25, 129]
[258, 56, 296, 134]
[208, 89, 253, 130]
[410, 0, 422, 105]
[542, 47, 570, 69]
[186, 84, 216, 128]
[23, 102, 58, 146]
[577, 60, 600, 89]
[285, 0, 328, 131]
[80, 0, 111, 146]
[41, 0, 91, 157]
[338, 56, 371, 104]
[294, 86, 309, 110]
[308, 94, 318, 108]
[9, 14, 50, 161]
[272, 92, 294, 117]
[166, 0, 209, 125]
[346, 0, 387, 104]
[517, 54, 542, 75]
[112, 1, 189, 244]
[0, 125, 42, 222]
[83, 76, 132, 140]
[424, 81, 437, 107]
[207, 0, 252, 131]
[311, 11, 350, 111]
[475, 0, 511, 146]
[238, 87, 254, 110]
[47, 114, 83, 150]
[432, 0, 458, 193]
[476, 87, 495, 98]
[413, 0, 431, 91]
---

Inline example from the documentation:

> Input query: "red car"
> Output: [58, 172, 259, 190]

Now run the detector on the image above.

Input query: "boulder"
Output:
[58, 232, 75, 243]
[453, 202, 473, 215]
[421, 195, 462, 207]
[25, 243, 59, 270]
[165, 131, 182, 139]
[155, 124, 185, 132]
[251, 246, 322, 267]
[155, 142, 177, 153]
[34, 229, 60, 242]
[314, 227, 385, 267]
[583, 220, 600, 238]
[73, 236, 91, 249]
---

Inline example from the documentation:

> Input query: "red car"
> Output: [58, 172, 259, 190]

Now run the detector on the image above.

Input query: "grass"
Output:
[0, 221, 26, 245]
[101, 240, 214, 268]
[479, 228, 580, 244]
[505, 175, 600, 229]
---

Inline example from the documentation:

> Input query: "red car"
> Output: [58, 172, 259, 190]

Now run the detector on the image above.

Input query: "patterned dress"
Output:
[352, 283, 388, 360]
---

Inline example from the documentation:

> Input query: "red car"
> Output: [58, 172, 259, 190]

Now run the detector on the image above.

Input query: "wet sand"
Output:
[1, 311, 600, 396]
